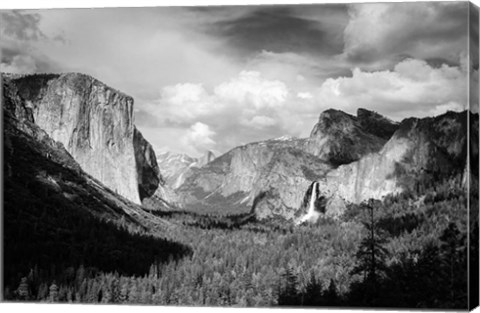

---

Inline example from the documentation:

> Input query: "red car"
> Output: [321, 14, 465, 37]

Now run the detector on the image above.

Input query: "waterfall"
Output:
[297, 181, 319, 224]
[307, 181, 318, 217]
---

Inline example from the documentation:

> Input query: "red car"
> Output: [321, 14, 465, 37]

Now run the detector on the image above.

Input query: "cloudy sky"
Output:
[1, 1, 478, 157]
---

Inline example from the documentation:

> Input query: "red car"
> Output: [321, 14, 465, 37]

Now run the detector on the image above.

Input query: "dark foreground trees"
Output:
[4, 177, 471, 308]
[276, 191, 470, 310]
[347, 220, 468, 309]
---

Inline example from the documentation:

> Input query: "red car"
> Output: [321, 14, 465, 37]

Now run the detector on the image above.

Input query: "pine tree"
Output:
[119, 282, 128, 303]
[324, 279, 340, 306]
[48, 282, 59, 302]
[278, 267, 299, 305]
[351, 199, 388, 306]
[128, 283, 139, 303]
[438, 222, 467, 308]
[16, 277, 29, 300]
[303, 271, 323, 306]
[37, 283, 49, 301]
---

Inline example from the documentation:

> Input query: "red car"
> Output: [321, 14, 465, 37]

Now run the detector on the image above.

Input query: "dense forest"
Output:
[4, 167, 477, 309]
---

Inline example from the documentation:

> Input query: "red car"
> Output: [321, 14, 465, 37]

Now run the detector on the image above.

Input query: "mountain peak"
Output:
[197, 150, 216, 167]
[307, 108, 398, 166]
[157, 150, 217, 189]
[311, 109, 356, 137]
[356, 108, 398, 140]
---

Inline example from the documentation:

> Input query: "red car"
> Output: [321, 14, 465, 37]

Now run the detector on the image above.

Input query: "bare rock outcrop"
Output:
[306, 109, 398, 166]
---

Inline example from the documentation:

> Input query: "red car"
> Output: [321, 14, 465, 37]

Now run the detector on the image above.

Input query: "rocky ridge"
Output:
[176, 109, 474, 221]
[317, 110, 474, 214]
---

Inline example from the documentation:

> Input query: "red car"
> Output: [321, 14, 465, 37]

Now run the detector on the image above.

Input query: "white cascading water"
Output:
[297, 181, 319, 224]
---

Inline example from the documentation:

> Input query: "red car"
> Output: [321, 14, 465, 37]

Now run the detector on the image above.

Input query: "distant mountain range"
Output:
[3, 72, 477, 223]
[163, 106, 476, 222]
[156, 150, 216, 189]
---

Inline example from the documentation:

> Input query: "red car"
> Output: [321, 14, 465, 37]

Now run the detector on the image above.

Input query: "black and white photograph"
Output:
[1, 0, 479, 310]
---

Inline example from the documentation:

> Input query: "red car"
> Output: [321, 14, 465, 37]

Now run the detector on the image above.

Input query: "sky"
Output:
[1, 1, 478, 157]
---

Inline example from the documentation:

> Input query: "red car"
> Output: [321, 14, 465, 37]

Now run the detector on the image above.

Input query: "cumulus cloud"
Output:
[140, 70, 314, 155]
[182, 122, 216, 155]
[315, 59, 467, 119]
[297, 92, 313, 100]
[158, 83, 223, 121]
[145, 70, 290, 126]
[163, 83, 207, 105]
[214, 71, 288, 109]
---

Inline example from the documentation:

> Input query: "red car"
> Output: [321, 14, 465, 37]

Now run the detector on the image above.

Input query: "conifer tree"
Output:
[351, 199, 388, 306]
[119, 282, 128, 303]
[16, 277, 29, 300]
[303, 271, 323, 306]
[48, 282, 59, 302]
[278, 267, 299, 305]
[324, 279, 340, 306]
[439, 222, 467, 307]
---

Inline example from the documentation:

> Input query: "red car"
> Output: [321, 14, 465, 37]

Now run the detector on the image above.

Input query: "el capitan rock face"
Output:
[3, 73, 160, 204]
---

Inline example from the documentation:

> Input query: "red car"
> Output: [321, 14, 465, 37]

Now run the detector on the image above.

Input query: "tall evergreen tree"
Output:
[303, 271, 323, 306]
[438, 222, 468, 308]
[16, 277, 29, 300]
[48, 282, 59, 302]
[277, 267, 299, 305]
[324, 279, 340, 306]
[351, 199, 388, 306]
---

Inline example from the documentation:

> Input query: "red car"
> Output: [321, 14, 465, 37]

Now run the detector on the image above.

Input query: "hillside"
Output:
[2, 73, 191, 299]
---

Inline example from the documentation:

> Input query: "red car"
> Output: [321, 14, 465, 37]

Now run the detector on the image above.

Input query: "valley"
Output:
[2, 72, 478, 308]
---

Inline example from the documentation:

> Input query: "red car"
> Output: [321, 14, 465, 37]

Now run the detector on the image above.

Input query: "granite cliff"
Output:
[306, 108, 398, 165]
[317, 110, 474, 215]
[2, 75, 166, 229]
[3, 73, 161, 204]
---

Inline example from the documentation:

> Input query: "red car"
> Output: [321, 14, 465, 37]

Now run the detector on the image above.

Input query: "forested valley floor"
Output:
[4, 167, 477, 309]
